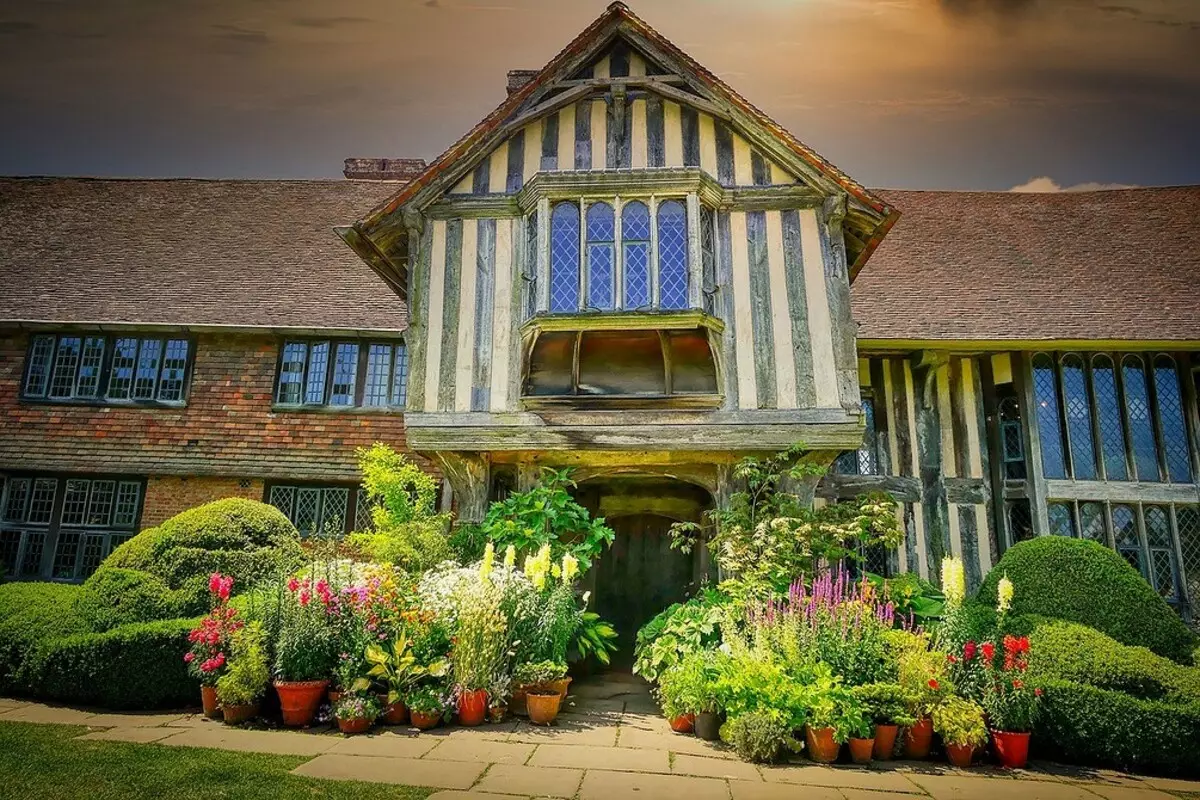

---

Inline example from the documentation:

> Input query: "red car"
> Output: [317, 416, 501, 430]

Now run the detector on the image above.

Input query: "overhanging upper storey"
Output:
[337, 2, 899, 303]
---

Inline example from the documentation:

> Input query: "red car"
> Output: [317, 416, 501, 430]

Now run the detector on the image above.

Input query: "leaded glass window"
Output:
[107, 338, 139, 400]
[1144, 506, 1178, 600]
[550, 202, 581, 312]
[305, 341, 330, 404]
[1007, 500, 1034, 544]
[157, 340, 190, 402]
[277, 342, 307, 404]
[48, 337, 81, 399]
[330, 343, 360, 406]
[113, 482, 141, 527]
[132, 338, 163, 400]
[1047, 502, 1074, 537]
[1060, 354, 1097, 480]
[999, 395, 1026, 480]
[622, 201, 651, 309]
[523, 212, 538, 321]
[277, 339, 407, 410]
[657, 199, 689, 310]
[1079, 502, 1107, 544]
[23, 334, 55, 397]
[20, 533, 45, 576]
[585, 202, 615, 310]
[1092, 355, 1127, 480]
[834, 397, 879, 475]
[60, 480, 90, 526]
[28, 479, 57, 524]
[76, 337, 106, 398]
[1112, 504, 1143, 576]
[700, 205, 717, 316]
[1122, 355, 1161, 482]
[266, 484, 362, 538]
[363, 344, 393, 407]
[1032, 354, 1067, 479]
[390, 344, 409, 408]
[1178, 506, 1200, 612]
[3, 479, 30, 522]
[1153, 356, 1192, 483]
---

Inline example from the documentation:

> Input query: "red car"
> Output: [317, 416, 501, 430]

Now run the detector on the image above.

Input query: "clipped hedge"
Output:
[978, 537, 1196, 663]
[0, 584, 90, 692]
[1030, 619, 1200, 704]
[1037, 678, 1200, 776]
[74, 568, 194, 632]
[19, 617, 200, 710]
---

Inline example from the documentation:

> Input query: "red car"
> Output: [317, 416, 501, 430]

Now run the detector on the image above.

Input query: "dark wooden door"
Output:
[594, 513, 694, 669]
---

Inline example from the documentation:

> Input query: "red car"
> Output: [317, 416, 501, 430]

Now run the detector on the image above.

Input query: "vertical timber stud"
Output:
[821, 194, 860, 411]
[432, 452, 490, 524]
[536, 197, 551, 313]
[686, 193, 703, 309]
[403, 212, 429, 413]
[1014, 352, 1050, 537]
[912, 350, 951, 580]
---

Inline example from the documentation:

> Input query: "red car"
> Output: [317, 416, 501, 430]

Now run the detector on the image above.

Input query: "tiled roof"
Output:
[854, 186, 1200, 342]
[0, 177, 406, 331]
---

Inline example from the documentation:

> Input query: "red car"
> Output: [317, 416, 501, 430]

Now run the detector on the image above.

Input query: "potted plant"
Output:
[895, 634, 952, 760]
[334, 693, 381, 735]
[526, 684, 564, 726]
[452, 577, 509, 727]
[657, 653, 710, 734]
[365, 634, 445, 726]
[512, 660, 567, 716]
[273, 576, 337, 727]
[408, 685, 447, 730]
[215, 621, 268, 726]
[845, 711, 876, 765]
[932, 696, 988, 768]
[184, 572, 239, 719]
[804, 685, 863, 764]
[982, 635, 1041, 769]
[852, 683, 916, 761]
[488, 673, 511, 723]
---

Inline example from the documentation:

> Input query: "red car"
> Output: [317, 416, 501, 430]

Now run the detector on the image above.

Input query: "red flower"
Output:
[208, 573, 222, 594]
[928, 679, 940, 690]
[981, 641, 996, 663]
[947, 655, 958, 664]
[299, 590, 311, 607]
[1035, 688, 1043, 697]
[287, 577, 300, 592]
[1013, 679, 1024, 689]
[183, 652, 195, 664]
[963, 641, 977, 661]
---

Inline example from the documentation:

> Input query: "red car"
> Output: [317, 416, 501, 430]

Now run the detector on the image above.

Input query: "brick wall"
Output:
[0, 330, 414, 480]
[140, 475, 266, 530]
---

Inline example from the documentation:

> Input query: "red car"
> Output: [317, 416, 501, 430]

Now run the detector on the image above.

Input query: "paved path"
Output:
[2, 679, 1198, 800]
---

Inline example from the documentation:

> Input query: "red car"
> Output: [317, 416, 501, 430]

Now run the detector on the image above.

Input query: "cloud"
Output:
[1009, 176, 1140, 192]
[211, 24, 269, 45]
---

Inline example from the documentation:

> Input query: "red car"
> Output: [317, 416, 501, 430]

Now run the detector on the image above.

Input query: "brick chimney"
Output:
[343, 157, 427, 181]
[507, 69, 539, 95]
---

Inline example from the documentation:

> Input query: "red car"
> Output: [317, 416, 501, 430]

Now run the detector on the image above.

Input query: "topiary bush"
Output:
[73, 568, 193, 632]
[18, 617, 199, 709]
[978, 537, 1196, 663]
[0, 583, 90, 693]
[105, 498, 303, 613]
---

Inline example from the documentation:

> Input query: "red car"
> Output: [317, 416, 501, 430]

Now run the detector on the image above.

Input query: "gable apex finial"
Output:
[607, 1, 630, 12]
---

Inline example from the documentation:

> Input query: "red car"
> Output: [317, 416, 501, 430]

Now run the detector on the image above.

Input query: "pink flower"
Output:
[963, 641, 977, 661]
[287, 578, 300, 592]
[299, 590, 311, 607]
[183, 652, 195, 664]
[208, 573, 222, 594]
[217, 576, 233, 601]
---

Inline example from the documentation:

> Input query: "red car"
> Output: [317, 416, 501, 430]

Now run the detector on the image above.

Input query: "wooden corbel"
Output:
[910, 349, 950, 408]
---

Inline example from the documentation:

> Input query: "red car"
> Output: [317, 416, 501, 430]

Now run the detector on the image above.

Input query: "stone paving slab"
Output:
[76, 727, 179, 744]
[293, 754, 485, 790]
[157, 726, 337, 757]
[0, 704, 102, 725]
[842, 790, 923, 800]
[617, 725, 736, 758]
[729, 780, 844, 800]
[579, 769, 730, 800]
[423, 721, 520, 742]
[507, 720, 619, 747]
[472, 763, 584, 798]
[325, 732, 441, 759]
[1083, 787, 1179, 800]
[672, 753, 762, 782]
[428, 793, 526, 800]
[904, 774, 1098, 800]
[85, 712, 186, 728]
[424, 738, 535, 765]
[529, 743, 670, 773]
[762, 764, 924, 793]
[1142, 776, 1200, 794]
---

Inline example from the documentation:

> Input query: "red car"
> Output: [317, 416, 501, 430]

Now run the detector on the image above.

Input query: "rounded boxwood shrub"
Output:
[0, 583, 91, 692]
[73, 568, 192, 632]
[18, 617, 200, 709]
[105, 498, 304, 613]
[978, 537, 1196, 663]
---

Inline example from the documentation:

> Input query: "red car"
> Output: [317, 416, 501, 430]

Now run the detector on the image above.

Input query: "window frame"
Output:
[20, 332, 195, 408]
[0, 472, 144, 582]
[273, 338, 409, 412]
[263, 481, 373, 538]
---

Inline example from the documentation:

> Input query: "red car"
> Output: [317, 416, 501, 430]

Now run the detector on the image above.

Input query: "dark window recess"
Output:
[1006, 500, 1034, 546]
[998, 391, 1027, 480]
[525, 328, 718, 403]
[0, 474, 142, 581]
[266, 483, 373, 538]
[834, 397, 880, 476]
[22, 333, 192, 405]
[275, 339, 408, 409]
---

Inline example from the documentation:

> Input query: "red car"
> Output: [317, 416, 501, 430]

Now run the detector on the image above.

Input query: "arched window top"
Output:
[1122, 353, 1145, 369]
[657, 199, 689, 310]
[549, 202, 581, 313]
[622, 201, 650, 241]
[1153, 354, 1177, 369]
[1061, 353, 1084, 368]
[1092, 353, 1114, 369]
[1033, 353, 1054, 369]
[586, 201, 614, 241]
[585, 202, 615, 310]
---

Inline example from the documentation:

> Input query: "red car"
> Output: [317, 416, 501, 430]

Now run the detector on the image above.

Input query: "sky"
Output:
[0, 0, 1197, 190]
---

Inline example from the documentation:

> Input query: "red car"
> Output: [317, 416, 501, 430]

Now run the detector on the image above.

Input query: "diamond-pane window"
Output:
[391, 344, 409, 407]
[157, 340, 189, 402]
[550, 202, 581, 312]
[1032, 354, 1067, 479]
[1144, 506, 1178, 600]
[1177, 506, 1200, 612]
[321, 488, 349, 537]
[305, 342, 330, 404]
[132, 339, 163, 400]
[355, 490, 376, 532]
[363, 344, 393, 407]
[1080, 502, 1107, 544]
[700, 205, 717, 315]
[3, 478, 30, 523]
[998, 396, 1026, 480]
[23, 335, 55, 397]
[621, 201, 651, 309]
[48, 336, 81, 399]
[107, 338, 139, 400]
[1008, 500, 1034, 544]
[28, 479, 57, 524]
[1153, 357, 1192, 483]
[61, 479, 90, 526]
[657, 199, 689, 310]
[76, 337, 106, 398]
[1112, 504, 1144, 577]
[1122, 355, 1161, 482]
[268, 485, 296, 518]
[1047, 503, 1074, 536]
[585, 202, 615, 310]
[1060, 355, 1097, 479]
[524, 213, 538, 321]
[1091, 355, 1127, 481]
[294, 489, 320, 537]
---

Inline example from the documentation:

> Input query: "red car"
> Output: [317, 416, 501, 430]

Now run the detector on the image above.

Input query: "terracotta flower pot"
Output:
[669, 713, 696, 734]
[694, 711, 722, 741]
[511, 685, 529, 716]
[383, 700, 409, 726]
[991, 729, 1031, 769]
[550, 677, 572, 701]
[200, 685, 221, 719]
[945, 742, 976, 768]
[458, 689, 489, 727]
[805, 725, 841, 764]
[903, 717, 934, 760]
[410, 709, 442, 730]
[526, 691, 563, 726]
[849, 736, 875, 765]
[221, 702, 258, 726]
[337, 715, 372, 735]
[274, 680, 329, 728]
[873, 723, 899, 760]
[488, 704, 507, 723]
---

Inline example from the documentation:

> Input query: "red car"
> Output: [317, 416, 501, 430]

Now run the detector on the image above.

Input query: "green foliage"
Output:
[657, 650, 721, 717]
[19, 618, 199, 709]
[978, 537, 1196, 663]
[406, 685, 448, 715]
[569, 611, 618, 667]
[850, 682, 917, 727]
[803, 672, 866, 743]
[1037, 678, 1200, 776]
[347, 444, 452, 573]
[480, 468, 614, 572]
[106, 499, 303, 612]
[721, 712, 794, 763]
[512, 660, 567, 686]
[670, 444, 903, 600]
[1028, 620, 1200, 704]
[0, 583, 91, 693]
[632, 593, 725, 683]
[216, 622, 269, 707]
[447, 523, 488, 564]
[74, 568, 192, 631]
[710, 652, 811, 731]
[931, 696, 988, 748]
[451, 579, 508, 692]
[528, 583, 582, 666]
[364, 635, 448, 705]
[273, 593, 336, 682]
[871, 573, 945, 625]
[334, 692, 382, 721]
[887, 629, 953, 716]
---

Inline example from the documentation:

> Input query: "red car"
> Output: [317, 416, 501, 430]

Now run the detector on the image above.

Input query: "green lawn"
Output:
[0, 722, 432, 800]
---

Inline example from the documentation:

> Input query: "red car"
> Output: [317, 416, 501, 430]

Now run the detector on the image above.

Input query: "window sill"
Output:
[19, 397, 188, 410]
[521, 393, 723, 411]
[520, 309, 725, 336]
[271, 404, 404, 415]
